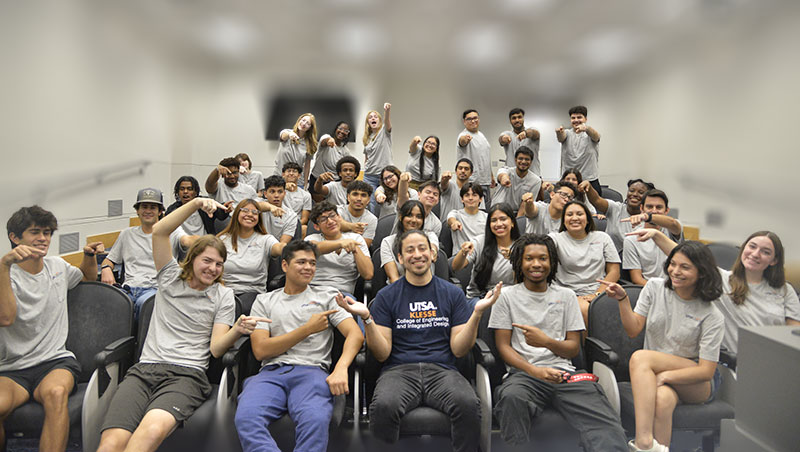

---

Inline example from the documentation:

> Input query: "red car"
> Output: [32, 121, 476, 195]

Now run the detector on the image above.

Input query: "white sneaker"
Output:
[627, 439, 669, 452]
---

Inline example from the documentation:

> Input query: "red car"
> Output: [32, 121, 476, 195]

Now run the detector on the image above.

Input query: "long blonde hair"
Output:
[293, 113, 318, 156]
[729, 231, 786, 305]
[217, 199, 267, 252]
[362, 110, 383, 146]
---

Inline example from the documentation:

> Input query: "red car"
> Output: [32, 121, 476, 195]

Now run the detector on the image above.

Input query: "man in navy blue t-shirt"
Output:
[337, 229, 501, 452]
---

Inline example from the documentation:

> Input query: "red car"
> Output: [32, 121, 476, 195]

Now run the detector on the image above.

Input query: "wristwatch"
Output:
[362, 316, 373, 325]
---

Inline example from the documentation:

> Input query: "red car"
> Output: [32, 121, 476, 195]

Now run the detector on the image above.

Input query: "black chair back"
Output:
[66, 282, 134, 382]
[371, 214, 396, 254]
[706, 242, 739, 271]
[433, 249, 449, 280]
[439, 224, 453, 257]
[587, 286, 644, 381]
[600, 186, 623, 202]
[370, 251, 388, 302]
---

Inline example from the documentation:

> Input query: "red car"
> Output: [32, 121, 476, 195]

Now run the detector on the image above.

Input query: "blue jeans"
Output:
[123, 286, 157, 321]
[363, 173, 382, 215]
[235, 365, 333, 452]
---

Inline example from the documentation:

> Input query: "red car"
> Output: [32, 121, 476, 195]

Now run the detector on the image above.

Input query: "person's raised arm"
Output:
[250, 309, 338, 361]
[351, 242, 374, 281]
[459, 134, 472, 147]
[383, 103, 392, 133]
[585, 125, 600, 143]
[210, 313, 272, 358]
[205, 164, 226, 195]
[450, 283, 502, 357]
[578, 180, 609, 214]
[451, 240, 474, 272]
[625, 229, 677, 256]
[153, 198, 226, 271]
[440, 171, 452, 194]
[79, 242, 104, 282]
[599, 280, 645, 338]
[397, 172, 411, 207]
[526, 128, 540, 141]
[314, 172, 334, 196]
[336, 293, 393, 362]
[255, 200, 285, 218]
[623, 213, 682, 237]
[409, 136, 421, 155]
[555, 126, 567, 143]
[521, 192, 539, 218]
[0, 246, 46, 326]
[327, 317, 364, 395]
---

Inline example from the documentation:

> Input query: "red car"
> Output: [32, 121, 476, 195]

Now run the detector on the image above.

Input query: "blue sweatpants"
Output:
[235, 365, 333, 452]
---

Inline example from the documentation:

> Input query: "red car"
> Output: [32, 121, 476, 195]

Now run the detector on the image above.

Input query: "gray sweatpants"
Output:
[493, 370, 627, 452]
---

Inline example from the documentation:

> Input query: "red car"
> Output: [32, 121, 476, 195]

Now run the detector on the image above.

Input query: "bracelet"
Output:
[618, 294, 629, 302]
[646, 212, 653, 223]
[362, 316, 373, 325]
[101, 264, 112, 271]
[84, 251, 95, 257]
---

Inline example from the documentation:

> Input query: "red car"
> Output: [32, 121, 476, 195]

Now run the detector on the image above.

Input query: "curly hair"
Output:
[510, 234, 558, 284]
[664, 241, 723, 302]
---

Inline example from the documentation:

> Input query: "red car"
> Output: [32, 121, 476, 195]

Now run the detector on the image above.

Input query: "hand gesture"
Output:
[521, 192, 534, 205]
[84, 241, 105, 256]
[458, 240, 474, 256]
[412, 136, 422, 146]
[512, 323, 552, 348]
[575, 123, 587, 133]
[462, 135, 473, 145]
[499, 134, 511, 146]
[532, 366, 565, 383]
[198, 198, 228, 218]
[286, 182, 297, 192]
[542, 181, 553, 193]
[335, 292, 370, 320]
[517, 131, 527, 141]
[556, 126, 564, 134]
[288, 131, 300, 143]
[450, 219, 463, 231]
[326, 369, 349, 396]
[305, 309, 338, 334]
[352, 222, 367, 234]
[339, 239, 358, 254]
[625, 228, 659, 242]
[384, 102, 391, 112]
[499, 246, 510, 260]
[223, 201, 234, 212]
[100, 265, 116, 285]
[440, 171, 452, 184]
[319, 171, 335, 183]
[621, 213, 647, 227]
[500, 177, 511, 187]
[1, 245, 46, 267]
[234, 315, 272, 335]
[375, 193, 386, 204]
[268, 204, 285, 218]
[400, 172, 411, 182]
[596, 279, 628, 301]
[217, 165, 231, 177]
[474, 282, 502, 313]
[577, 180, 590, 193]
[326, 137, 336, 147]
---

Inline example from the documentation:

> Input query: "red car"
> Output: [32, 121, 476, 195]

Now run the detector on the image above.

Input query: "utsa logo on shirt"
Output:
[409, 301, 437, 319]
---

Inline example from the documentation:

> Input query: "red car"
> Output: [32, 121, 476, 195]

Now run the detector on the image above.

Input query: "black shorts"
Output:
[0, 356, 81, 397]
[101, 362, 212, 433]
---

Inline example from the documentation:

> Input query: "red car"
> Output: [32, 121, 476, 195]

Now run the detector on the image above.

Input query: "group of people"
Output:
[1, 103, 799, 452]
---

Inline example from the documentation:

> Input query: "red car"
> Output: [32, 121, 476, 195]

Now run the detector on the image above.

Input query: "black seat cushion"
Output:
[618, 382, 734, 432]
[5, 383, 86, 439]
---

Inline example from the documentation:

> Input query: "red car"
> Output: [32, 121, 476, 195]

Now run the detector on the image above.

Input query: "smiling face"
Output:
[10, 224, 53, 254]
[334, 123, 350, 143]
[521, 243, 551, 285]
[297, 115, 313, 132]
[367, 111, 381, 131]
[509, 112, 525, 132]
[223, 165, 240, 187]
[422, 137, 438, 156]
[515, 153, 532, 172]
[563, 203, 588, 234]
[315, 209, 341, 238]
[136, 202, 161, 227]
[382, 170, 398, 190]
[282, 167, 300, 185]
[339, 163, 357, 183]
[283, 249, 317, 286]
[461, 188, 482, 209]
[562, 172, 579, 187]
[489, 209, 513, 238]
[570, 113, 586, 130]
[178, 181, 198, 205]
[191, 246, 225, 288]
[626, 182, 649, 208]
[641, 195, 669, 226]
[401, 205, 424, 231]
[418, 185, 440, 209]
[463, 112, 480, 133]
[236, 202, 260, 230]
[667, 251, 699, 293]
[397, 232, 433, 277]
[551, 186, 575, 210]
[740, 235, 778, 274]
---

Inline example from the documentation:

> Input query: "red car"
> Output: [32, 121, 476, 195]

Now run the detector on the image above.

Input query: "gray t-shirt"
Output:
[550, 231, 620, 296]
[423, 212, 443, 236]
[0, 257, 83, 372]
[379, 232, 440, 280]
[374, 186, 418, 218]
[220, 232, 279, 293]
[262, 203, 298, 240]
[500, 130, 541, 177]
[634, 278, 724, 362]
[715, 269, 800, 353]
[139, 259, 236, 370]
[603, 200, 637, 252]
[306, 232, 370, 295]
[446, 209, 488, 257]
[622, 235, 667, 281]
[239, 170, 265, 193]
[489, 283, 584, 373]
[312, 134, 350, 178]
[493, 167, 542, 211]
[405, 143, 436, 181]
[252, 286, 351, 370]
[181, 210, 207, 236]
[457, 129, 492, 186]
[465, 235, 515, 299]
[560, 128, 599, 181]
[324, 181, 348, 207]
[107, 226, 185, 288]
[338, 205, 378, 241]
[438, 180, 484, 222]
[284, 187, 312, 217]
[212, 178, 258, 205]
[363, 126, 393, 176]
[273, 129, 308, 176]
[524, 202, 562, 235]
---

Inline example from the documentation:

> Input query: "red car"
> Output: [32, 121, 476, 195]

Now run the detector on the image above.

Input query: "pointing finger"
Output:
[321, 309, 339, 316]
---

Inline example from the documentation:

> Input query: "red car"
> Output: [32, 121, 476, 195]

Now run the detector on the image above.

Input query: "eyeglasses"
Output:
[465, 116, 479, 122]
[383, 174, 397, 182]
[554, 191, 574, 201]
[240, 208, 260, 215]
[317, 213, 339, 224]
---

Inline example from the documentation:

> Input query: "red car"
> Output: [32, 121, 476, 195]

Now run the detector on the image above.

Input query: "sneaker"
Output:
[627, 439, 669, 452]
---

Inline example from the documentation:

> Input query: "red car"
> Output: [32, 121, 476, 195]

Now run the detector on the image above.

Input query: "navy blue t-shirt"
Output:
[371, 275, 472, 370]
